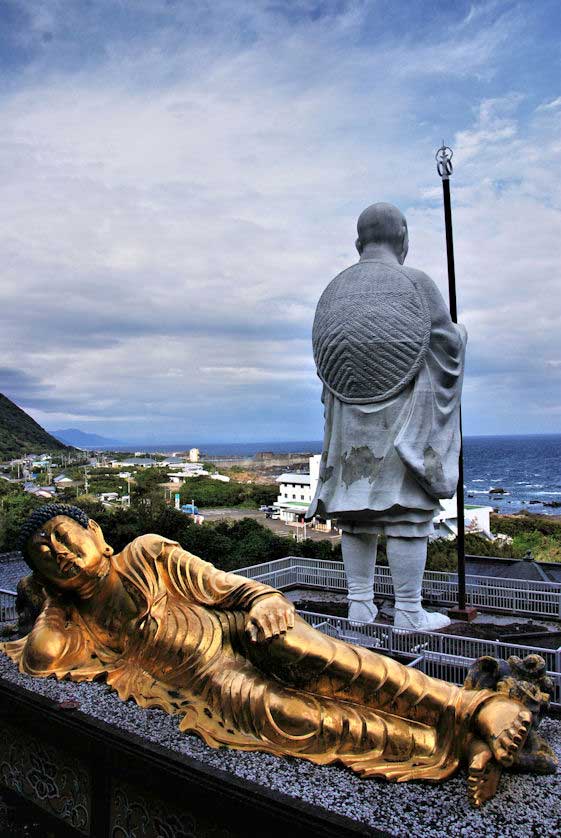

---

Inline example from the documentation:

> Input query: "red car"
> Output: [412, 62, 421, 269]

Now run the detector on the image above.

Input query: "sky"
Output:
[0, 0, 560, 444]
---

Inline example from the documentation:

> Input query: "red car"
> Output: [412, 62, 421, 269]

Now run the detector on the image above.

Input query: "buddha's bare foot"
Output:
[467, 738, 502, 807]
[476, 697, 532, 767]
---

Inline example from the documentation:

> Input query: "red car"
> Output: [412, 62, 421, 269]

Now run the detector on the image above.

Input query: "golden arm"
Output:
[159, 540, 295, 640]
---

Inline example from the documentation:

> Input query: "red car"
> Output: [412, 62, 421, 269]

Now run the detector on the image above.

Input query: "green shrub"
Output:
[178, 477, 278, 509]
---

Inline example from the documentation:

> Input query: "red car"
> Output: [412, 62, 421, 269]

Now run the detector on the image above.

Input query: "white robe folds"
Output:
[307, 266, 466, 537]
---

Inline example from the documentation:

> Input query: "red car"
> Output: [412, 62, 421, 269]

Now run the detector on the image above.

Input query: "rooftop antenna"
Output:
[435, 141, 476, 621]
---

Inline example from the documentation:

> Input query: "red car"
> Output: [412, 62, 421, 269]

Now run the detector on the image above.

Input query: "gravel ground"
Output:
[201, 507, 342, 543]
[0, 655, 559, 838]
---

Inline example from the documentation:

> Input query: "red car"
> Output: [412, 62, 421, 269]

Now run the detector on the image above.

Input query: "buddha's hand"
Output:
[246, 595, 295, 643]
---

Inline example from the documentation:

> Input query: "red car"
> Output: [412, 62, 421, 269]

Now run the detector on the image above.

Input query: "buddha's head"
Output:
[355, 202, 408, 264]
[20, 504, 114, 592]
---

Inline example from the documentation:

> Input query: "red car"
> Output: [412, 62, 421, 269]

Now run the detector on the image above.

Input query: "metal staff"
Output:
[435, 142, 467, 612]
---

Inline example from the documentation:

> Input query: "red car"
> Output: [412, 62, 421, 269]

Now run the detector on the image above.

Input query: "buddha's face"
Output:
[26, 515, 113, 588]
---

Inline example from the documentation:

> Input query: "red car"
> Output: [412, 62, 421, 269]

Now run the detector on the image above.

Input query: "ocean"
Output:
[462, 434, 561, 516]
[119, 434, 561, 516]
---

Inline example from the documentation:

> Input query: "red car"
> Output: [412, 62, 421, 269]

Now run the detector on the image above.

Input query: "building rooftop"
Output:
[276, 473, 312, 485]
[113, 458, 157, 466]
[465, 555, 561, 584]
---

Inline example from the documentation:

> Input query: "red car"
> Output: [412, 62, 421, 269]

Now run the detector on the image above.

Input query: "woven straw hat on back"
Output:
[312, 260, 430, 404]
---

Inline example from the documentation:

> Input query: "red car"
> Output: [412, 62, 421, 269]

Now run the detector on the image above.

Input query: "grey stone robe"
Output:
[306, 266, 466, 537]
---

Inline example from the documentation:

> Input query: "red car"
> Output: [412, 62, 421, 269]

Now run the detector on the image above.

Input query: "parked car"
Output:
[180, 503, 199, 515]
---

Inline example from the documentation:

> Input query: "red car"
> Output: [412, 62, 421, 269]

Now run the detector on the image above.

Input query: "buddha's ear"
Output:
[88, 518, 102, 537]
[88, 519, 114, 556]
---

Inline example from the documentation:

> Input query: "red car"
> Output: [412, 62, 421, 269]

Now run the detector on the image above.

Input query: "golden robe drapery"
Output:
[2, 535, 493, 781]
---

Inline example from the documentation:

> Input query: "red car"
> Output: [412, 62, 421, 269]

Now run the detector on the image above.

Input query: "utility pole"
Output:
[435, 142, 476, 621]
[84, 467, 89, 494]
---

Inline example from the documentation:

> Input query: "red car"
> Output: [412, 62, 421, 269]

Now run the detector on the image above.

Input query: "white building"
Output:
[168, 468, 209, 484]
[99, 492, 119, 502]
[189, 448, 200, 462]
[167, 465, 230, 484]
[274, 455, 333, 532]
[110, 458, 157, 468]
[54, 475, 74, 489]
[432, 497, 493, 540]
[275, 456, 493, 539]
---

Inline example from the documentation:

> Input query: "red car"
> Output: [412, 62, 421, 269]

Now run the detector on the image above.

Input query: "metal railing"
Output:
[0, 551, 23, 564]
[237, 556, 561, 619]
[0, 589, 17, 622]
[1, 553, 560, 709]
[298, 610, 561, 710]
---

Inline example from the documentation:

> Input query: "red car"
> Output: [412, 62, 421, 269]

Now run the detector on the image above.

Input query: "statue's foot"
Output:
[348, 600, 378, 625]
[394, 607, 451, 631]
[476, 697, 532, 768]
[467, 738, 502, 807]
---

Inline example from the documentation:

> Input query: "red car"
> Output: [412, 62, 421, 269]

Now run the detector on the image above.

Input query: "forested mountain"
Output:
[0, 393, 70, 459]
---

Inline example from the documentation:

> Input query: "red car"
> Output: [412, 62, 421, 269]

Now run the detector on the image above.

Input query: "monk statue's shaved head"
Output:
[355, 202, 408, 260]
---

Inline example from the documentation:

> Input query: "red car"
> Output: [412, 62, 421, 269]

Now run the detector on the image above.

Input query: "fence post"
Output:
[551, 646, 561, 704]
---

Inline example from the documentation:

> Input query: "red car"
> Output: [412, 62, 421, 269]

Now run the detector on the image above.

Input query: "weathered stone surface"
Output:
[308, 202, 466, 629]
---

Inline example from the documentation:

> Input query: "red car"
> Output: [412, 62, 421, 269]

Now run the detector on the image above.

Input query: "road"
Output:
[200, 507, 341, 544]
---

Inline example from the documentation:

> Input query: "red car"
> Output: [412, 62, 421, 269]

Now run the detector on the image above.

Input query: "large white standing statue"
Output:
[307, 203, 466, 629]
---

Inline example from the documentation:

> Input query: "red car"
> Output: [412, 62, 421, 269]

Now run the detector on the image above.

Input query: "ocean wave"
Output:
[467, 489, 511, 496]
[526, 490, 559, 496]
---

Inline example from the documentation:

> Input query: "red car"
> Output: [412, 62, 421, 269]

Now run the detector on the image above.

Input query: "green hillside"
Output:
[0, 393, 70, 460]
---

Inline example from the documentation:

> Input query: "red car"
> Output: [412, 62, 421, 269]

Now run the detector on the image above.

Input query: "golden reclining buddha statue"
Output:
[1, 504, 557, 808]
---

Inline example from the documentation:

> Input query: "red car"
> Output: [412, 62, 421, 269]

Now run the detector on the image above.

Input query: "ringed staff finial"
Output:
[436, 142, 453, 180]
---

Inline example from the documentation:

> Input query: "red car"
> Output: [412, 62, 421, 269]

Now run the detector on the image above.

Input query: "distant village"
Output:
[0, 446, 495, 542]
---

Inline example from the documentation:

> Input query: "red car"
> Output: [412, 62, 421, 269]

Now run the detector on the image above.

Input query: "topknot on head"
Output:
[18, 503, 89, 555]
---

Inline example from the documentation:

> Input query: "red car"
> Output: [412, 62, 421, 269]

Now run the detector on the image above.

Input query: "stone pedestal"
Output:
[447, 606, 478, 622]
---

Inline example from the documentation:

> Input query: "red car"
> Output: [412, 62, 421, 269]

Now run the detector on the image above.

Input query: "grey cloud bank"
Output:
[1, 1, 560, 441]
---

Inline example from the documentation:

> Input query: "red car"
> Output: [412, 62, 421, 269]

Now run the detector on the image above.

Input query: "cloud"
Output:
[537, 96, 561, 112]
[1, 1, 560, 440]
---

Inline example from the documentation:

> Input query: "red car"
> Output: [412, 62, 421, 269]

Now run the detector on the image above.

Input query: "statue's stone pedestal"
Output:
[0, 677, 382, 838]
[447, 606, 478, 622]
[1, 664, 560, 838]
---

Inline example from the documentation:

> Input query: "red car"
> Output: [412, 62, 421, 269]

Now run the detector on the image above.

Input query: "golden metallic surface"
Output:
[1, 514, 556, 806]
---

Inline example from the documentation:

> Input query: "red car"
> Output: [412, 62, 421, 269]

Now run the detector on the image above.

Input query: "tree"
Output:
[0, 491, 43, 552]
